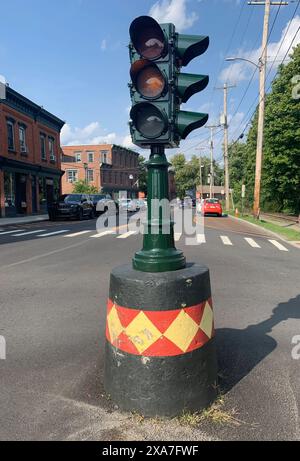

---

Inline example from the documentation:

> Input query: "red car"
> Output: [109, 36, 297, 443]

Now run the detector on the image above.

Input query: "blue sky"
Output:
[0, 0, 299, 162]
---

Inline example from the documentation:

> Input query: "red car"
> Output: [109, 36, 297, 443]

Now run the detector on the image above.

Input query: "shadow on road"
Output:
[216, 294, 300, 393]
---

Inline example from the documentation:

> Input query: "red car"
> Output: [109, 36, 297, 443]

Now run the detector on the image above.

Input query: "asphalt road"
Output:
[0, 213, 299, 441]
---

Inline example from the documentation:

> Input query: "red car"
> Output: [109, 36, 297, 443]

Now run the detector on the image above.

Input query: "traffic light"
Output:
[129, 15, 209, 148]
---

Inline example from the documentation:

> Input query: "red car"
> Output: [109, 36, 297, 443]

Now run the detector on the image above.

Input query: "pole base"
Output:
[104, 263, 218, 417]
[133, 248, 186, 273]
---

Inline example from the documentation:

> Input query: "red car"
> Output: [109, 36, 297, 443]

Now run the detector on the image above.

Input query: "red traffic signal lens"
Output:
[136, 65, 165, 98]
[131, 103, 166, 139]
[130, 16, 166, 60]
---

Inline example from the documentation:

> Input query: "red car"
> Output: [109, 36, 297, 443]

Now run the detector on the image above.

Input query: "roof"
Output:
[1, 86, 65, 132]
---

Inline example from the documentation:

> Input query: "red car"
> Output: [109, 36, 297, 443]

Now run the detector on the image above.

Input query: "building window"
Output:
[7, 121, 15, 151]
[87, 151, 94, 163]
[40, 134, 46, 160]
[66, 170, 78, 183]
[75, 152, 82, 162]
[101, 150, 109, 164]
[87, 169, 94, 182]
[19, 126, 27, 153]
[49, 138, 55, 161]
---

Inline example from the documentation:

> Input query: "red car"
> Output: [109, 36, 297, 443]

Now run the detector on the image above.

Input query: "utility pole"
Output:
[248, 0, 288, 217]
[216, 83, 236, 211]
[206, 126, 219, 198]
[196, 147, 206, 200]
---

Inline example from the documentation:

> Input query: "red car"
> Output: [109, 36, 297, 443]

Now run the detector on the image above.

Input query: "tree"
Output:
[229, 44, 300, 214]
[170, 153, 223, 199]
[262, 44, 300, 213]
[72, 180, 98, 194]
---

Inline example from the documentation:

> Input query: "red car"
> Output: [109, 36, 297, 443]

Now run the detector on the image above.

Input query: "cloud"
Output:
[149, 0, 198, 32]
[61, 121, 117, 146]
[220, 16, 300, 84]
[100, 39, 107, 51]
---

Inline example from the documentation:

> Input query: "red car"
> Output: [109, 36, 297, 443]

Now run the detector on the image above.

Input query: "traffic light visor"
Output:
[130, 16, 167, 60]
[130, 103, 167, 139]
[130, 59, 166, 98]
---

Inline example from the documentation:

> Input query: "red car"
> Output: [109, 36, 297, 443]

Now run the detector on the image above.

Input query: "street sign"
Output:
[128, 15, 209, 148]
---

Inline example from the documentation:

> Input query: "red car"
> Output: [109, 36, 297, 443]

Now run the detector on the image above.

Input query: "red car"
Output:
[202, 199, 223, 217]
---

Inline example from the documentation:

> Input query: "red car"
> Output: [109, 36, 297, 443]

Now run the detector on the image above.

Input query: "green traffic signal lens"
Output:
[131, 103, 166, 138]
[130, 16, 166, 60]
[137, 65, 165, 98]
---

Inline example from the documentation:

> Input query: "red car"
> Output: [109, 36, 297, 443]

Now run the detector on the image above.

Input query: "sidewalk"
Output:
[0, 214, 49, 227]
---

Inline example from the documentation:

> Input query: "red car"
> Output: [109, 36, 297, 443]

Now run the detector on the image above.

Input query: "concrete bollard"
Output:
[104, 263, 218, 417]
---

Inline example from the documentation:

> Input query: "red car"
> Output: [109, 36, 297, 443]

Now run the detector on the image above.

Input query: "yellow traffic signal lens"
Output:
[137, 66, 165, 98]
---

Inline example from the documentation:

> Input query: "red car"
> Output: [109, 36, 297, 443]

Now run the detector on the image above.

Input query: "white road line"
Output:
[13, 229, 46, 237]
[90, 230, 115, 238]
[268, 239, 289, 252]
[174, 233, 182, 242]
[117, 231, 137, 239]
[0, 229, 25, 235]
[244, 237, 261, 248]
[220, 235, 233, 246]
[37, 230, 69, 237]
[197, 234, 206, 244]
[64, 230, 92, 238]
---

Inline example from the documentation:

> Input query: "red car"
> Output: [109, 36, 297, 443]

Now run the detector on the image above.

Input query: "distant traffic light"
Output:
[128, 15, 209, 148]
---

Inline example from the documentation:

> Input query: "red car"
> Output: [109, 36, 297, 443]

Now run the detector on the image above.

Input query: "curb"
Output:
[0, 215, 49, 228]
[229, 215, 300, 250]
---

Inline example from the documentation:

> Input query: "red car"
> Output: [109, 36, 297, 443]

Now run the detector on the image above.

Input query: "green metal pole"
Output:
[133, 145, 186, 273]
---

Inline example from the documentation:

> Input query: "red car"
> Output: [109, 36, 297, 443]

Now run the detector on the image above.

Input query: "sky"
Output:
[0, 0, 299, 163]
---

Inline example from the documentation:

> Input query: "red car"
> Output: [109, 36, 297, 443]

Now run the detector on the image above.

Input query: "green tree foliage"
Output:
[262, 44, 300, 213]
[170, 153, 223, 199]
[229, 44, 300, 214]
[72, 180, 98, 194]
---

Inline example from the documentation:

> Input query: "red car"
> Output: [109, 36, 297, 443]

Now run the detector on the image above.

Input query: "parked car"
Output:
[89, 194, 118, 216]
[48, 194, 95, 220]
[202, 198, 223, 217]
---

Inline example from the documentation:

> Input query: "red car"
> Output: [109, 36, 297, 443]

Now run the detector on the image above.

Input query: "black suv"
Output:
[48, 194, 95, 221]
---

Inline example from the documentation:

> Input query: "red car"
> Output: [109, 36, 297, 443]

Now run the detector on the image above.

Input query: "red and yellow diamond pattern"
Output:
[106, 298, 215, 357]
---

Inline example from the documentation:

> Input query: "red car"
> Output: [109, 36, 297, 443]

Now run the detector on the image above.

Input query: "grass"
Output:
[229, 211, 300, 241]
[177, 394, 242, 427]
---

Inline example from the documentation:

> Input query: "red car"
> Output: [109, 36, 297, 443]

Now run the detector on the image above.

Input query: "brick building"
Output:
[61, 144, 140, 199]
[0, 86, 65, 218]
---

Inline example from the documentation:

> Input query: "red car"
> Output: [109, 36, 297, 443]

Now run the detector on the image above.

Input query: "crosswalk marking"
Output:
[117, 231, 137, 239]
[174, 233, 182, 242]
[244, 237, 261, 248]
[64, 230, 92, 238]
[13, 230, 46, 237]
[197, 234, 206, 244]
[37, 230, 69, 237]
[268, 239, 289, 252]
[220, 235, 233, 246]
[90, 230, 115, 238]
[0, 229, 25, 235]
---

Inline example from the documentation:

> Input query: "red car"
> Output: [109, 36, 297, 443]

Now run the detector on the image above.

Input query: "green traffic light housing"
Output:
[177, 73, 209, 103]
[128, 15, 210, 148]
[177, 111, 209, 139]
